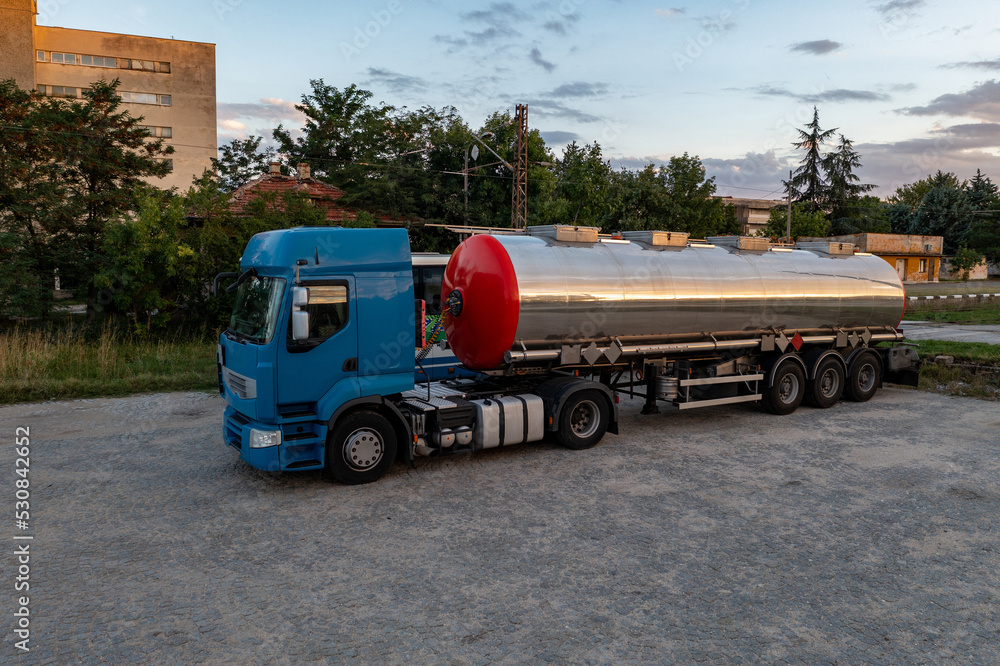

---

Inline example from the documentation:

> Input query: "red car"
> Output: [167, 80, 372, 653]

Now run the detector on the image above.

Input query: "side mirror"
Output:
[291, 287, 310, 340]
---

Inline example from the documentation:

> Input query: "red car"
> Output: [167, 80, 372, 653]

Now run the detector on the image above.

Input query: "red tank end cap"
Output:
[442, 234, 520, 370]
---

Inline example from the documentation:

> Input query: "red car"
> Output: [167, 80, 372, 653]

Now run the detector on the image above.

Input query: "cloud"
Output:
[898, 80, 1000, 122]
[790, 40, 841, 55]
[752, 85, 890, 103]
[529, 47, 556, 72]
[873, 0, 925, 19]
[219, 119, 246, 132]
[436, 2, 525, 48]
[941, 58, 1000, 71]
[655, 8, 685, 18]
[364, 68, 428, 94]
[547, 82, 609, 97]
[702, 150, 794, 197]
[217, 98, 303, 123]
[543, 12, 580, 35]
[523, 99, 601, 123]
[697, 14, 735, 33]
[540, 130, 580, 145]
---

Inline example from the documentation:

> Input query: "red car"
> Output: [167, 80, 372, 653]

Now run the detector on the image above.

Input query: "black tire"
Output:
[557, 390, 610, 450]
[805, 356, 845, 408]
[845, 352, 881, 402]
[764, 362, 805, 415]
[326, 411, 397, 485]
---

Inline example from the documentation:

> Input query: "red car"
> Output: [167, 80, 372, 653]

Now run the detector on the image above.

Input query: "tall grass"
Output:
[0, 322, 218, 405]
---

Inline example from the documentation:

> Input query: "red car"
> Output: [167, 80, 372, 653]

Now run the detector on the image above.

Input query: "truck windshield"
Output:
[228, 275, 286, 343]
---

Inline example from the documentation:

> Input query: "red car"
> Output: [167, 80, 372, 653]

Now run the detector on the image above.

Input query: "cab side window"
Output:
[303, 285, 348, 339]
[287, 284, 348, 352]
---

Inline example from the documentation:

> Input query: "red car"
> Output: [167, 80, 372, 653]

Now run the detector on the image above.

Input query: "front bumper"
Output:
[223, 406, 327, 472]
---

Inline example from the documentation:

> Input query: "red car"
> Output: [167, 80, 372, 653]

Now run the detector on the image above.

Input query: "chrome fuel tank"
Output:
[442, 232, 905, 370]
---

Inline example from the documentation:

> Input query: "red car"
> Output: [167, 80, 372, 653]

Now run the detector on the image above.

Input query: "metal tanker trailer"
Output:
[443, 226, 906, 371]
[217, 224, 922, 486]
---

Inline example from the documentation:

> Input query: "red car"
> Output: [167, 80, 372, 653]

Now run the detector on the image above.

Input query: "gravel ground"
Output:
[1, 388, 998, 664]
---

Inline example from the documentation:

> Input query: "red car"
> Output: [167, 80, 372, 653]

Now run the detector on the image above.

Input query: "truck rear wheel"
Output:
[326, 411, 397, 485]
[764, 362, 805, 415]
[845, 352, 880, 402]
[557, 390, 609, 450]
[806, 357, 845, 408]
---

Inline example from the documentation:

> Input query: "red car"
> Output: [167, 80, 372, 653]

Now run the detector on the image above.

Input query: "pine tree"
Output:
[790, 107, 836, 210]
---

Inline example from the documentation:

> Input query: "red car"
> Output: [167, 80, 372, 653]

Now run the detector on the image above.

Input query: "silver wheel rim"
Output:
[570, 400, 600, 439]
[344, 428, 384, 471]
[819, 367, 841, 399]
[778, 373, 800, 404]
[858, 363, 876, 392]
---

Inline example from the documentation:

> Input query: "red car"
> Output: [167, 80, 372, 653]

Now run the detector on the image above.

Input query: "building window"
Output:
[80, 55, 117, 68]
[158, 159, 174, 172]
[51, 53, 77, 65]
[38, 85, 79, 98]
[919, 259, 927, 272]
[159, 62, 170, 74]
[37, 51, 45, 62]
[118, 91, 172, 106]
[139, 126, 174, 139]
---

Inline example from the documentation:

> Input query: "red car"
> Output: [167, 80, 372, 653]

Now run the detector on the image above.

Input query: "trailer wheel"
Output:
[326, 411, 397, 485]
[764, 362, 805, 415]
[806, 357, 845, 408]
[557, 390, 609, 450]
[845, 352, 880, 402]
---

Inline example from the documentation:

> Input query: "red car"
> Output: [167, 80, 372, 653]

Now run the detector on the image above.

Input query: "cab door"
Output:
[276, 278, 358, 407]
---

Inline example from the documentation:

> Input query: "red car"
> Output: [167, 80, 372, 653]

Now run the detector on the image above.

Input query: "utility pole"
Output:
[786, 169, 792, 242]
[511, 104, 528, 229]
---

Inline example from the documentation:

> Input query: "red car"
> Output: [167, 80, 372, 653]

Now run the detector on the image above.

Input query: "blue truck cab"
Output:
[218, 227, 416, 476]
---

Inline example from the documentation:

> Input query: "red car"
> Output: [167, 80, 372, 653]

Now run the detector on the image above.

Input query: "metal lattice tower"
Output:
[511, 104, 528, 229]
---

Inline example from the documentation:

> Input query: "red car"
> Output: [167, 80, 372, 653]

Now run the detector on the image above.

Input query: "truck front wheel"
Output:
[557, 390, 610, 450]
[326, 411, 397, 485]
[764, 362, 805, 415]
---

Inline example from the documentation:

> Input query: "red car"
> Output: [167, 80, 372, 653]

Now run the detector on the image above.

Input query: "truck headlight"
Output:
[249, 428, 282, 449]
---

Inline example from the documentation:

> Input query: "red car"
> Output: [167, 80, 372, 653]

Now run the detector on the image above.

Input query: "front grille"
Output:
[223, 367, 257, 399]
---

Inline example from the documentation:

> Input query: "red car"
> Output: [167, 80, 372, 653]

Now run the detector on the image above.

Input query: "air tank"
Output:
[441, 229, 905, 371]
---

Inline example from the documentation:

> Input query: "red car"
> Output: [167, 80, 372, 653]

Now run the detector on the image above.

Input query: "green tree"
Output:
[98, 194, 195, 332]
[908, 183, 974, 253]
[212, 135, 276, 192]
[0, 80, 71, 316]
[950, 245, 984, 281]
[551, 141, 614, 227]
[790, 107, 836, 209]
[823, 134, 875, 222]
[58, 79, 174, 321]
[756, 203, 830, 240]
[888, 171, 963, 211]
[829, 195, 891, 235]
[659, 153, 738, 238]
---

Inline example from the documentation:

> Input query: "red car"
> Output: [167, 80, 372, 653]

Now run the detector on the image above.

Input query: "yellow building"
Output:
[820, 233, 943, 283]
[0, 0, 216, 190]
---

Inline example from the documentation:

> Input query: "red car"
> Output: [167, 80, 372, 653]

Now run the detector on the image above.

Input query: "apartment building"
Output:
[0, 0, 216, 190]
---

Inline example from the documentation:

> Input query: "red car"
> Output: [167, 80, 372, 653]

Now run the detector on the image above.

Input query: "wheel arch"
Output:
[761, 352, 808, 388]
[802, 348, 847, 380]
[328, 397, 413, 466]
[846, 347, 884, 387]
[534, 376, 619, 435]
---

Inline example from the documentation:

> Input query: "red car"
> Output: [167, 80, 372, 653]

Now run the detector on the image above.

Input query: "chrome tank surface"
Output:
[497, 235, 904, 348]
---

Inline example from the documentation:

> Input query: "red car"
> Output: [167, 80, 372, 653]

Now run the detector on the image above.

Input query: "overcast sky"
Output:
[38, 0, 1000, 198]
